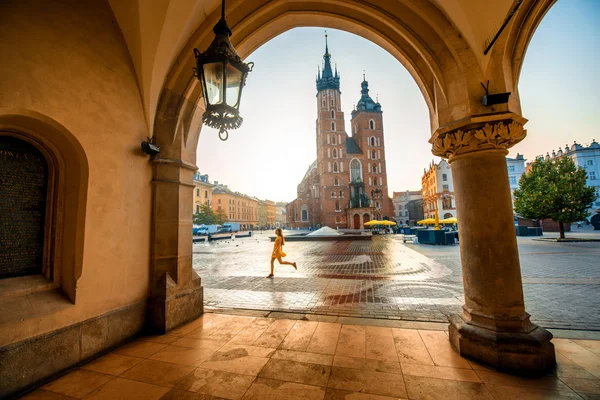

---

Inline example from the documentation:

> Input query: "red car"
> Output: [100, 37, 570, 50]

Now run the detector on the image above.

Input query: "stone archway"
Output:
[353, 214, 360, 229]
[149, 0, 557, 374]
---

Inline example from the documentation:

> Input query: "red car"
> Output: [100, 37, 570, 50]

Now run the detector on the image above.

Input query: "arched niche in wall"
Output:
[0, 109, 89, 303]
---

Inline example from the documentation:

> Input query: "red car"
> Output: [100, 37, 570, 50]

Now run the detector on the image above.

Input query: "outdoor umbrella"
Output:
[417, 218, 435, 225]
[364, 220, 381, 226]
[380, 220, 397, 226]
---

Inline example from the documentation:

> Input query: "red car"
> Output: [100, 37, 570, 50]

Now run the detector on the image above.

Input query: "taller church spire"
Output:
[316, 33, 340, 93]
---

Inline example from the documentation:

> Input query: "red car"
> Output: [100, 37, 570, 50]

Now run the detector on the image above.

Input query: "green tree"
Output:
[514, 157, 596, 239]
[214, 208, 228, 225]
[193, 204, 217, 225]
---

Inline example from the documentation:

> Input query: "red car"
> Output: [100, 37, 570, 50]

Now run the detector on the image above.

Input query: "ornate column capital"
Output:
[430, 116, 527, 159]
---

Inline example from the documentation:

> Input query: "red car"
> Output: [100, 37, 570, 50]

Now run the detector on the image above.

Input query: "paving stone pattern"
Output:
[193, 233, 600, 330]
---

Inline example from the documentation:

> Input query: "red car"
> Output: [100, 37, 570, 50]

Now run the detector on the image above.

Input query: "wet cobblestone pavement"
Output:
[193, 231, 600, 330]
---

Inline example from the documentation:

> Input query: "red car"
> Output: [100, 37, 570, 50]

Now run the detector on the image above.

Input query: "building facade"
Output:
[422, 160, 456, 220]
[192, 173, 214, 213]
[287, 38, 393, 229]
[210, 185, 259, 229]
[506, 153, 526, 208]
[534, 140, 600, 214]
[392, 190, 424, 225]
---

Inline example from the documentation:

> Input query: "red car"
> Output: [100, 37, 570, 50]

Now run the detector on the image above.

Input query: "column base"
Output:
[146, 275, 204, 334]
[449, 314, 556, 376]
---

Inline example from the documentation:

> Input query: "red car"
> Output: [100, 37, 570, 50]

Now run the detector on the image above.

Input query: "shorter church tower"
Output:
[350, 76, 393, 219]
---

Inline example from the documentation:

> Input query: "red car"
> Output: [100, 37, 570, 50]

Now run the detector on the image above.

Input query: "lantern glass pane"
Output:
[203, 62, 224, 105]
[225, 63, 243, 108]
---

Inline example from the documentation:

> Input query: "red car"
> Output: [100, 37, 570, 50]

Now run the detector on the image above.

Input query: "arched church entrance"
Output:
[148, 0, 557, 375]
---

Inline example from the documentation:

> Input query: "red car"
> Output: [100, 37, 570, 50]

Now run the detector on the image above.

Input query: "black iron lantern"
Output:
[193, 0, 253, 141]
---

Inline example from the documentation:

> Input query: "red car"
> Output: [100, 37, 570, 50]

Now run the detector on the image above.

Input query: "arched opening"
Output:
[353, 213, 360, 229]
[369, 119, 375, 129]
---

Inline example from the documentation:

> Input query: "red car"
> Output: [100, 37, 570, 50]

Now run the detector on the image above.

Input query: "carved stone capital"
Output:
[430, 120, 527, 159]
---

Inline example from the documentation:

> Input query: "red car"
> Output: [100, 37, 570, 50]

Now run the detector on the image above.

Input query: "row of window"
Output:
[195, 188, 209, 198]
[321, 90, 337, 109]
[327, 134, 342, 145]
[368, 163, 382, 174]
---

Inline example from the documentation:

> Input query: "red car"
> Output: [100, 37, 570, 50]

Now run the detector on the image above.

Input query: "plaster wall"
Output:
[0, 0, 151, 346]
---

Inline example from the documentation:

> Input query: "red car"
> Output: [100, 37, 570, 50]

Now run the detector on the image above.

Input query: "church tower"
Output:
[350, 76, 393, 218]
[315, 34, 347, 228]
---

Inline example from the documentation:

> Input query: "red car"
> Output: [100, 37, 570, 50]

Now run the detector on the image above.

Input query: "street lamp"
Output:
[193, 0, 254, 141]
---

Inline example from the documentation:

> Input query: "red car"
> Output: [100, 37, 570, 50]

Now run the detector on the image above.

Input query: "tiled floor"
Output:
[21, 312, 600, 400]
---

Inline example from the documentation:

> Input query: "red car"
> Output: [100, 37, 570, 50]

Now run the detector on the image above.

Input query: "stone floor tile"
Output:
[280, 321, 319, 351]
[486, 384, 583, 400]
[113, 340, 168, 359]
[176, 368, 255, 399]
[81, 378, 170, 400]
[327, 366, 407, 398]
[149, 345, 217, 367]
[307, 322, 342, 355]
[42, 369, 114, 399]
[241, 377, 326, 400]
[159, 388, 227, 400]
[119, 359, 194, 387]
[332, 356, 402, 375]
[218, 343, 276, 358]
[574, 340, 600, 356]
[20, 389, 79, 399]
[228, 318, 275, 345]
[272, 349, 334, 366]
[137, 335, 179, 345]
[400, 363, 481, 383]
[208, 317, 256, 342]
[252, 319, 296, 348]
[403, 375, 494, 399]
[560, 377, 600, 394]
[365, 326, 398, 362]
[553, 363, 599, 379]
[184, 316, 232, 340]
[577, 393, 600, 400]
[258, 358, 331, 387]
[417, 330, 470, 368]
[171, 337, 227, 351]
[169, 315, 217, 337]
[81, 353, 143, 376]
[324, 387, 406, 400]
[200, 350, 269, 376]
[391, 328, 434, 366]
[475, 369, 570, 390]
[336, 325, 366, 359]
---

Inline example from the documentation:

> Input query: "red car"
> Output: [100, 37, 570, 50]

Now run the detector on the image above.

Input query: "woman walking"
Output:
[268, 228, 297, 278]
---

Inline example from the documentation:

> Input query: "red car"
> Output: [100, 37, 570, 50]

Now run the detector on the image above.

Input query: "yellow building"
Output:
[266, 200, 276, 228]
[211, 186, 259, 229]
[421, 160, 456, 220]
[193, 173, 214, 213]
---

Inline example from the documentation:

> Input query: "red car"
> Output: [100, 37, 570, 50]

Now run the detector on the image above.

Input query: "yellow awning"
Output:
[364, 220, 381, 226]
[439, 217, 458, 224]
[379, 220, 397, 226]
[417, 218, 435, 225]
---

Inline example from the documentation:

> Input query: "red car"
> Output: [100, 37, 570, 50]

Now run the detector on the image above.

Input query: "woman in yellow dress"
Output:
[268, 228, 297, 278]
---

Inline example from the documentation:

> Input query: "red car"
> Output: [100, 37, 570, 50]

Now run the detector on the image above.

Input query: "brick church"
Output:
[287, 37, 393, 229]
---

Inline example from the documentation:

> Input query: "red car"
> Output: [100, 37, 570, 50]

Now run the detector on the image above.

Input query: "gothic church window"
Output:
[333, 162, 339, 173]
[369, 120, 375, 129]
[332, 148, 337, 158]
[372, 163, 378, 173]
[370, 137, 376, 146]
[331, 122, 336, 131]
[334, 177, 339, 185]
[332, 135, 337, 145]
[331, 110, 335, 118]
[350, 159, 362, 182]
[371, 150, 376, 159]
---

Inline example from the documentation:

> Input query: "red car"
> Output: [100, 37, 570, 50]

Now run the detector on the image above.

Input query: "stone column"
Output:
[431, 114, 555, 375]
[147, 158, 203, 333]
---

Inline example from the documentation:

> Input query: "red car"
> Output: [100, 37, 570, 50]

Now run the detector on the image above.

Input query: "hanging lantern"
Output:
[193, 0, 254, 141]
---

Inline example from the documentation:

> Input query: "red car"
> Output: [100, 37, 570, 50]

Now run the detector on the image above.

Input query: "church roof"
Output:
[351, 75, 382, 118]
[346, 137, 363, 154]
[316, 34, 340, 93]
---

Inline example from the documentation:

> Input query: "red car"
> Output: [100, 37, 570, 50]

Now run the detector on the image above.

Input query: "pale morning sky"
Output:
[196, 0, 600, 203]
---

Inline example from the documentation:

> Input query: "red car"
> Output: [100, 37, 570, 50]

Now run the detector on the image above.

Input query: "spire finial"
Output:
[363, 70, 366, 81]
[325, 30, 329, 54]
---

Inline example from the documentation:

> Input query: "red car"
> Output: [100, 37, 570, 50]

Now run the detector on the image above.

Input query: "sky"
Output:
[196, 0, 600, 203]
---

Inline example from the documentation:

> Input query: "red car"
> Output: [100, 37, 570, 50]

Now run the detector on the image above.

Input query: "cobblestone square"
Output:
[193, 231, 600, 330]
